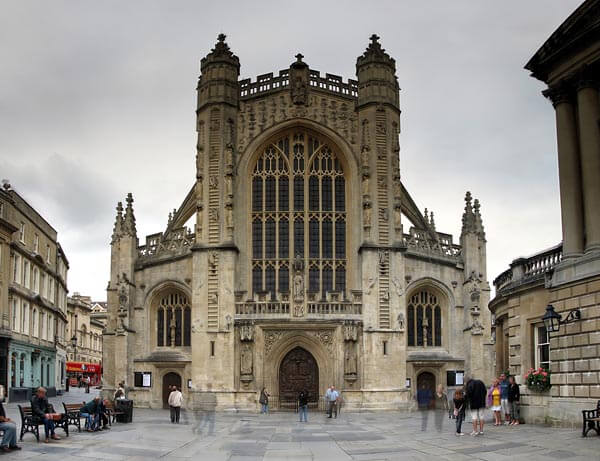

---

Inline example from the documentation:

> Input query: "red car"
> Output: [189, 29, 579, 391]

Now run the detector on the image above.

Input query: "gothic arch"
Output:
[147, 282, 192, 349]
[143, 279, 191, 306]
[264, 331, 335, 403]
[405, 278, 453, 350]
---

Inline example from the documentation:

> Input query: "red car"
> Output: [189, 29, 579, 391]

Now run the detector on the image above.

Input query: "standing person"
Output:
[31, 387, 61, 443]
[434, 384, 449, 432]
[298, 390, 308, 422]
[416, 383, 432, 432]
[508, 375, 520, 425]
[488, 379, 502, 426]
[259, 387, 270, 414]
[0, 400, 21, 452]
[168, 386, 183, 423]
[499, 373, 510, 424]
[465, 378, 487, 436]
[325, 385, 339, 418]
[453, 388, 466, 436]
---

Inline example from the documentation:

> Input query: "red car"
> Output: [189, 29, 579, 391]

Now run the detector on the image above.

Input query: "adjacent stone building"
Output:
[67, 293, 104, 364]
[102, 35, 494, 410]
[490, 0, 600, 425]
[0, 182, 69, 400]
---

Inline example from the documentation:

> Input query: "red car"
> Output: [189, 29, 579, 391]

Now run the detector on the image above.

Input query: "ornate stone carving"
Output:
[379, 207, 389, 222]
[392, 277, 403, 296]
[209, 175, 218, 189]
[209, 208, 219, 223]
[264, 330, 285, 356]
[397, 312, 405, 331]
[378, 249, 389, 271]
[343, 321, 358, 342]
[239, 321, 254, 341]
[344, 342, 357, 377]
[208, 251, 217, 269]
[293, 303, 305, 317]
[308, 330, 334, 356]
[240, 343, 253, 376]
[363, 198, 372, 230]
[365, 277, 377, 295]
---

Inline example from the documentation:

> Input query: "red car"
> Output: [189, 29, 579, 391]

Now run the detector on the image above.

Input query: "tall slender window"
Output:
[157, 292, 191, 347]
[251, 130, 347, 298]
[408, 290, 442, 347]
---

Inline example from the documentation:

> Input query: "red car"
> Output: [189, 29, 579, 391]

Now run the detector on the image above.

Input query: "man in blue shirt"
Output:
[499, 373, 510, 425]
[325, 385, 339, 418]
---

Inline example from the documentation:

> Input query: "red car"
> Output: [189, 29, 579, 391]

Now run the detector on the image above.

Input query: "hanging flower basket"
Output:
[524, 368, 552, 392]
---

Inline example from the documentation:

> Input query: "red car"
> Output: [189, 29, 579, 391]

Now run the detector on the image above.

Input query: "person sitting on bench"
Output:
[98, 399, 110, 430]
[80, 397, 101, 432]
[31, 387, 61, 443]
[0, 401, 21, 452]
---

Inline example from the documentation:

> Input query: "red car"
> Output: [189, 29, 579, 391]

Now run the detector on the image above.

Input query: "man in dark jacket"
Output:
[465, 378, 487, 436]
[31, 387, 60, 443]
[298, 391, 308, 422]
[80, 397, 100, 431]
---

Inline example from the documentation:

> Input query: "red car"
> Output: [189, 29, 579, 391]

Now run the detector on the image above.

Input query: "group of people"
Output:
[487, 373, 520, 427]
[80, 396, 111, 432]
[258, 385, 342, 422]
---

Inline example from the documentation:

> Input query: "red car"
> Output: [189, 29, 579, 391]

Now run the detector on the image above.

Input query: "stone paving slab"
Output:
[2, 389, 599, 460]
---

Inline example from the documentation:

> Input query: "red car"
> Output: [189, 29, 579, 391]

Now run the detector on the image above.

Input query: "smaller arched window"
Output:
[407, 290, 442, 347]
[157, 291, 191, 347]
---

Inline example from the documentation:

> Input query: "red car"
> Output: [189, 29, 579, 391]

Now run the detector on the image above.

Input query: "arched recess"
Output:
[278, 347, 319, 407]
[242, 124, 359, 302]
[162, 370, 182, 409]
[416, 370, 436, 408]
[405, 278, 454, 350]
[147, 281, 192, 350]
[265, 332, 334, 406]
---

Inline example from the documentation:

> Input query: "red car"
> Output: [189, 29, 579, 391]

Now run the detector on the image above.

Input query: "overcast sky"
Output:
[0, 0, 582, 300]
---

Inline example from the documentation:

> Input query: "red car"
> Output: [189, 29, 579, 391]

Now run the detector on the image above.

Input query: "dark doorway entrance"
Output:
[417, 371, 436, 409]
[162, 372, 181, 409]
[278, 347, 319, 408]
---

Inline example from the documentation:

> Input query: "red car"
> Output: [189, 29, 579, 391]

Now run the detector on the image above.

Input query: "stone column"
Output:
[576, 78, 600, 252]
[545, 86, 584, 258]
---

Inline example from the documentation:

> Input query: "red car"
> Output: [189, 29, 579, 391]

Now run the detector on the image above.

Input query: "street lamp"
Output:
[71, 335, 77, 361]
[542, 304, 581, 333]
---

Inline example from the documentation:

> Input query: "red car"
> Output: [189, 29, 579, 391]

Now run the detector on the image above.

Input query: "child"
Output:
[453, 388, 466, 436]
[508, 375, 520, 425]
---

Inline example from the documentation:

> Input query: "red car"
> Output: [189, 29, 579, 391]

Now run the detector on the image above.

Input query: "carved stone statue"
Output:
[362, 173, 370, 198]
[344, 343, 357, 375]
[209, 175, 218, 189]
[293, 273, 304, 302]
[240, 343, 253, 375]
[397, 312, 405, 330]
[363, 200, 372, 227]
[293, 303, 304, 317]
[239, 322, 254, 342]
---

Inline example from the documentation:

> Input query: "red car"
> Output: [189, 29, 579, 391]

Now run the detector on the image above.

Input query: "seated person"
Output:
[97, 399, 110, 430]
[80, 397, 100, 432]
[31, 387, 61, 443]
[0, 401, 21, 452]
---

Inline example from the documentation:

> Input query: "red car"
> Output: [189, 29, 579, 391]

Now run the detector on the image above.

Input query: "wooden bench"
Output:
[63, 402, 83, 433]
[104, 400, 124, 424]
[18, 404, 69, 442]
[582, 400, 600, 437]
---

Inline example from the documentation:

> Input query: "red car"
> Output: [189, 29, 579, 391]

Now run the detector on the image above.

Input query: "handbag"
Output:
[453, 405, 463, 417]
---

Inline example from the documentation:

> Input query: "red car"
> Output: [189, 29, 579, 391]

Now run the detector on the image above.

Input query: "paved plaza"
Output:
[2, 389, 598, 460]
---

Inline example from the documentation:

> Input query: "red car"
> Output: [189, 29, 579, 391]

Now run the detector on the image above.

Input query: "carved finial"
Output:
[424, 208, 429, 224]
[461, 191, 479, 237]
[370, 34, 380, 44]
[1, 179, 10, 191]
[473, 198, 485, 238]
[295, 53, 304, 63]
[357, 33, 395, 70]
[430, 211, 436, 231]
[111, 201, 124, 243]
[123, 193, 137, 237]
[217, 33, 226, 43]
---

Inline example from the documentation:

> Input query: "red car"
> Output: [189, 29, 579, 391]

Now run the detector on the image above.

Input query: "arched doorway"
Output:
[278, 347, 319, 408]
[417, 371, 436, 409]
[162, 372, 181, 409]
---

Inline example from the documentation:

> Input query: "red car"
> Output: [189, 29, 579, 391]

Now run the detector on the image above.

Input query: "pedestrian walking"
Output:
[434, 384, 449, 432]
[453, 388, 466, 436]
[508, 375, 520, 425]
[499, 373, 510, 424]
[259, 387, 270, 414]
[325, 385, 339, 418]
[465, 378, 487, 436]
[416, 383, 432, 431]
[298, 390, 308, 422]
[168, 386, 183, 423]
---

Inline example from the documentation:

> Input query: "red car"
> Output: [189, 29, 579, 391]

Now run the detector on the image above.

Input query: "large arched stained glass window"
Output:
[157, 292, 191, 347]
[407, 290, 442, 347]
[251, 130, 347, 298]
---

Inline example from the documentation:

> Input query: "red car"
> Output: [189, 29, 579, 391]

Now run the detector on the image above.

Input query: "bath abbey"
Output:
[102, 34, 494, 410]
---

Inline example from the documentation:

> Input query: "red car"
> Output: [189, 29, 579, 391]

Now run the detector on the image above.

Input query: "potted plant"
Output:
[524, 367, 551, 392]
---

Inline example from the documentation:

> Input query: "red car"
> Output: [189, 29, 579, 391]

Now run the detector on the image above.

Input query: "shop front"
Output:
[66, 361, 102, 387]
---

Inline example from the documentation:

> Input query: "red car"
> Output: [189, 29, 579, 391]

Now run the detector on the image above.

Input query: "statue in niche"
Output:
[344, 343, 357, 375]
[363, 200, 372, 227]
[224, 175, 233, 199]
[362, 173, 370, 197]
[293, 303, 304, 317]
[361, 146, 370, 168]
[394, 204, 402, 230]
[225, 148, 233, 172]
[293, 273, 304, 302]
[240, 343, 253, 376]
[397, 312, 405, 330]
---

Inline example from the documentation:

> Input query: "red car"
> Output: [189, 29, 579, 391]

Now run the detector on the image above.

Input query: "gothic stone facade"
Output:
[102, 35, 494, 410]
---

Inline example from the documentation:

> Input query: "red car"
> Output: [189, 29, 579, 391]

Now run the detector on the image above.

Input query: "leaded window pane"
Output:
[309, 176, 319, 210]
[265, 266, 276, 297]
[279, 266, 289, 293]
[175, 307, 182, 346]
[265, 219, 275, 259]
[407, 306, 415, 346]
[426, 306, 433, 346]
[157, 307, 164, 346]
[253, 266, 262, 293]
[322, 219, 332, 258]
[279, 177, 289, 211]
[335, 220, 345, 258]
[294, 176, 304, 210]
[265, 176, 276, 210]
[434, 305, 441, 347]
[252, 178, 262, 211]
[335, 177, 345, 211]
[309, 267, 319, 292]
[335, 267, 346, 293]
[322, 177, 332, 211]
[279, 219, 289, 259]
[294, 219, 304, 255]
[416, 306, 423, 346]
[309, 219, 319, 258]
[323, 267, 333, 294]
[184, 307, 191, 346]
[252, 220, 262, 259]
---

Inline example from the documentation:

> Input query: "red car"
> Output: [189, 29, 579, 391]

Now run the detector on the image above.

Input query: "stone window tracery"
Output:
[157, 292, 191, 347]
[407, 290, 442, 347]
[251, 130, 347, 298]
